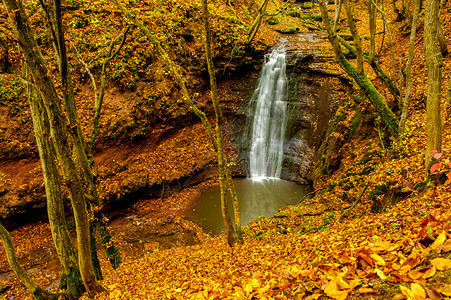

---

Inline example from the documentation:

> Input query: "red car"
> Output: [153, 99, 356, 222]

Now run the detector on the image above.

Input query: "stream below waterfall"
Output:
[184, 179, 310, 235]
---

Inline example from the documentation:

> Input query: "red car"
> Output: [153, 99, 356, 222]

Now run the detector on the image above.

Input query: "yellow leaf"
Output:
[438, 284, 451, 296]
[109, 290, 122, 300]
[370, 253, 386, 266]
[336, 277, 349, 290]
[430, 231, 447, 250]
[244, 283, 253, 294]
[422, 267, 436, 279]
[408, 269, 423, 280]
[324, 279, 349, 300]
[392, 293, 407, 300]
[349, 279, 361, 290]
[375, 268, 387, 280]
[431, 257, 451, 271]
[400, 285, 414, 299]
[411, 283, 426, 298]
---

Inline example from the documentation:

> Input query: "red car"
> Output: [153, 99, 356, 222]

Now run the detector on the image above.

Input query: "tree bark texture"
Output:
[25, 79, 84, 299]
[201, 0, 237, 245]
[447, 74, 451, 118]
[0, 223, 58, 299]
[399, 0, 420, 137]
[319, 0, 398, 137]
[367, 0, 376, 64]
[424, 0, 443, 168]
[2, 0, 102, 295]
[343, 0, 363, 73]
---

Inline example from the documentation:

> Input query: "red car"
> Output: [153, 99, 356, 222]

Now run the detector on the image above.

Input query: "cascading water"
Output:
[249, 49, 288, 179]
[184, 48, 312, 235]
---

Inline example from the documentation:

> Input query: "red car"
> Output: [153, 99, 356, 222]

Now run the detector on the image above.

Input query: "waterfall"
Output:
[249, 49, 288, 180]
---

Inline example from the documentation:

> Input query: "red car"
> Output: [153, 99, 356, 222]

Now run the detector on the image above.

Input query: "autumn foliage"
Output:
[1, 0, 451, 299]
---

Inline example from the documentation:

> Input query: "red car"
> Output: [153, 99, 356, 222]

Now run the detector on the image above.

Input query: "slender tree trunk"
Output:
[343, 0, 363, 73]
[48, 0, 121, 271]
[2, 0, 102, 295]
[436, 7, 449, 56]
[371, 0, 399, 100]
[446, 75, 451, 118]
[319, 0, 398, 136]
[424, 0, 443, 168]
[399, 0, 420, 137]
[112, 0, 242, 240]
[368, 0, 376, 64]
[201, 0, 237, 245]
[0, 223, 58, 299]
[338, 36, 401, 101]
[247, 0, 270, 45]
[25, 76, 84, 298]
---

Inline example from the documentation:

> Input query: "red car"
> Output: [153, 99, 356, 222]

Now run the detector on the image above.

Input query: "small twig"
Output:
[334, 185, 368, 224]
[298, 187, 325, 204]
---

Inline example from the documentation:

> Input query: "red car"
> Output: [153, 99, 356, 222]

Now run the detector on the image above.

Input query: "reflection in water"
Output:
[185, 179, 310, 235]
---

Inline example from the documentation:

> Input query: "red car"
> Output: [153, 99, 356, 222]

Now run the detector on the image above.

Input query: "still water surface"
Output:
[185, 179, 310, 235]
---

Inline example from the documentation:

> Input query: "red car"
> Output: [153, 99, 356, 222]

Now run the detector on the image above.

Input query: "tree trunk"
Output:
[399, 0, 420, 137]
[247, 0, 270, 45]
[436, 11, 449, 56]
[424, 0, 443, 168]
[112, 0, 242, 240]
[447, 75, 451, 118]
[368, 0, 376, 64]
[319, 0, 398, 137]
[338, 36, 401, 102]
[201, 0, 237, 245]
[48, 0, 121, 272]
[25, 77, 84, 299]
[2, 0, 102, 295]
[343, 0, 363, 73]
[0, 223, 58, 299]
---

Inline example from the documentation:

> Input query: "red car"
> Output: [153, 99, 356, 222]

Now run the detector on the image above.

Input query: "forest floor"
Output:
[1, 0, 451, 299]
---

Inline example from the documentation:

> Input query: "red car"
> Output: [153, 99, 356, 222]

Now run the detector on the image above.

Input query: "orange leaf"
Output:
[430, 163, 442, 173]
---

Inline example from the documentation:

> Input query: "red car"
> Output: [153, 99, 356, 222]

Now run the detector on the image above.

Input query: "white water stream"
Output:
[249, 49, 288, 180]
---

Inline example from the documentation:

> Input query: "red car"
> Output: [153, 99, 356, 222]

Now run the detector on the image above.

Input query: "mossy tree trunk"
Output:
[343, 0, 363, 73]
[2, 0, 103, 295]
[337, 36, 401, 103]
[25, 76, 84, 299]
[399, 0, 420, 137]
[0, 223, 59, 299]
[318, 0, 398, 137]
[424, 0, 443, 168]
[367, 0, 376, 64]
[247, 0, 270, 45]
[41, 0, 122, 271]
[201, 0, 239, 245]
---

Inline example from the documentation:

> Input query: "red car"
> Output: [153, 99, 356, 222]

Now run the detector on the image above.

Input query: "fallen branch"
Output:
[298, 187, 325, 204]
[334, 185, 368, 224]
